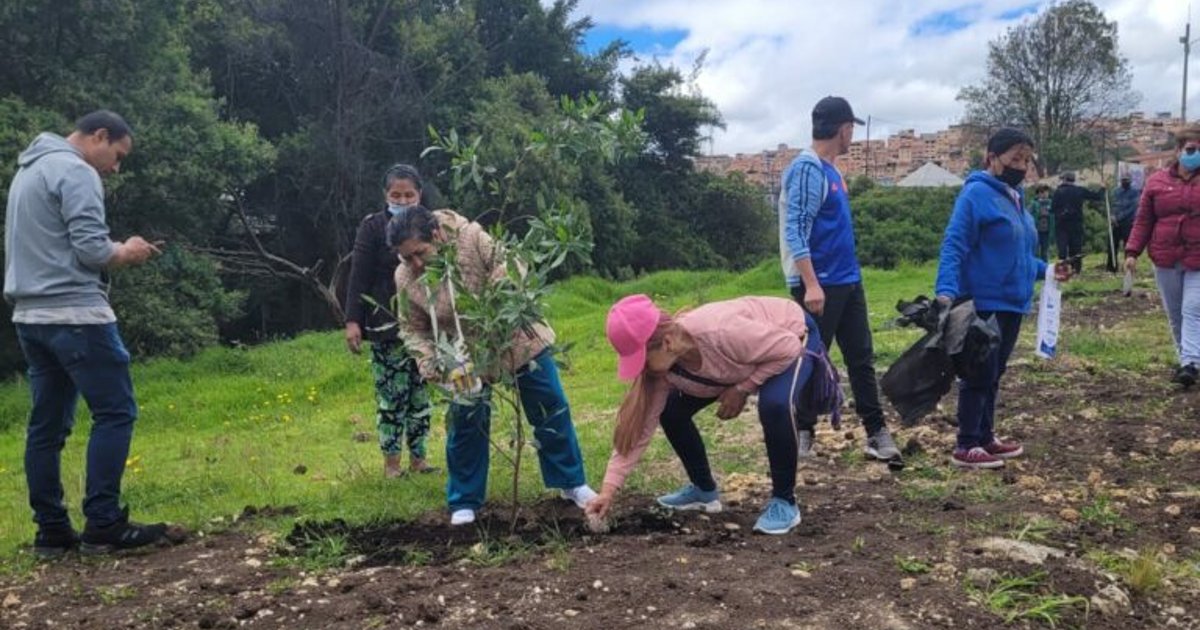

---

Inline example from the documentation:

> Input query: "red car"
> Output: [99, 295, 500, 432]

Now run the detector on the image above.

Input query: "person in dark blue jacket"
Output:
[1107, 174, 1140, 272]
[935, 128, 1072, 470]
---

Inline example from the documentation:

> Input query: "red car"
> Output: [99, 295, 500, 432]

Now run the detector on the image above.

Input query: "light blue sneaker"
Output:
[656, 484, 722, 513]
[753, 498, 802, 535]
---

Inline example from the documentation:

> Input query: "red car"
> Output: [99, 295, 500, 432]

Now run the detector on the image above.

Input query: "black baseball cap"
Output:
[812, 96, 865, 127]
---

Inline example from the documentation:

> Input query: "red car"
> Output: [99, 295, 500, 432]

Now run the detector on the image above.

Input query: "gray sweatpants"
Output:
[1154, 263, 1200, 367]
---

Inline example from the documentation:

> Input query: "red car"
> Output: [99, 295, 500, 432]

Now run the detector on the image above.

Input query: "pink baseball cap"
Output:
[606, 294, 662, 381]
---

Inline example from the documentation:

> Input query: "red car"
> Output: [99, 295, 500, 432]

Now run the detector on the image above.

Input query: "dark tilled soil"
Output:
[2, 294, 1199, 630]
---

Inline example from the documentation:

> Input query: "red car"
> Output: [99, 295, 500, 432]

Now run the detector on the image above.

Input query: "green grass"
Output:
[96, 584, 138, 605]
[894, 554, 932, 574]
[277, 530, 352, 573]
[1085, 547, 1200, 595]
[1079, 495, 1132, 532]
[0, 255, 1176, 564]
[966, 570, 1089, 627]
[1011, 515, 1060, 544]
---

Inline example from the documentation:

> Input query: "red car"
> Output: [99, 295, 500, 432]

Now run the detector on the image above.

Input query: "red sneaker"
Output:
[951, 447, 1004, 470]
[983, 439, 1024, 459]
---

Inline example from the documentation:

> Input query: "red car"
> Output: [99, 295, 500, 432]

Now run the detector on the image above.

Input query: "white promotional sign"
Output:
[1035, 266, 1061, 359]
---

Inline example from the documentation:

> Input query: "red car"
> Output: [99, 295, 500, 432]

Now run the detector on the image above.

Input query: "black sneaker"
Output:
[33, 526, 79, 559]
[1172, 364, 1198, 388]
[80, 508, 183, 555]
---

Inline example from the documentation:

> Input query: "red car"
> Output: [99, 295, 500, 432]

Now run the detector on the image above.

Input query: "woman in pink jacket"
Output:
[585, 294, 833, 535]
[1125, 125, 1200, 388]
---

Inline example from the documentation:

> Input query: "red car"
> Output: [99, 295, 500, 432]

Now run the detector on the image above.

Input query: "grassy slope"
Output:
[0, 257, 1174, 561]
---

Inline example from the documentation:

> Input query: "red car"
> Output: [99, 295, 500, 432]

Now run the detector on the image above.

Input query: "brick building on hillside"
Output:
[696, 112, 1182, 198]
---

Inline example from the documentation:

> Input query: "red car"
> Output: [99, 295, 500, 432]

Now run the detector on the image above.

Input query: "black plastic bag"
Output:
[881, 296, 1001, 426]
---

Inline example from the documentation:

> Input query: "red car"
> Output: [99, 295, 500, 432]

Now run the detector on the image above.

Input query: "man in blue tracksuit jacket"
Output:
[777, 96, 900, 462]
[935, 127, 1070, 469]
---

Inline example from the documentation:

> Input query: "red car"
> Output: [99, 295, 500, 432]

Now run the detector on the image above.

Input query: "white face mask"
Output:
[388, 203, 417, 216]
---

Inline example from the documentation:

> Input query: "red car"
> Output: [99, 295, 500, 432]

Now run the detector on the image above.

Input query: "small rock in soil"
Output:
[1168, 439, 1200, 455]
[974, 537, 1065, 565]
[585, 515, 610, 534]
[723, 522, 741, 531]
[1016, 475, 1046, 490]
[1040, 490, 1065, 505]
[1165, 504, 1182, 516]
[1059, 508, 1080, 523]
[1090, 584, 1131, 617]
[964, 567, 1000, 587]
[234, 605, 259, 620]
[899, 577, 917, 590]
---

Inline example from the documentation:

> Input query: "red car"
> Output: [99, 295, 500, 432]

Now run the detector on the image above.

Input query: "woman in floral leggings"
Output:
[344, 164, 437, 477]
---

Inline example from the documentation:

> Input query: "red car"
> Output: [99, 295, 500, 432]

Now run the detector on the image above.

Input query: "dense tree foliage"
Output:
[0, 0, 772, 374]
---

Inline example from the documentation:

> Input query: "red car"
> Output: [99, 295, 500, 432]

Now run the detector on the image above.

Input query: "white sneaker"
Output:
[449, 509, 476, 526]
[561, 484, 598, 509]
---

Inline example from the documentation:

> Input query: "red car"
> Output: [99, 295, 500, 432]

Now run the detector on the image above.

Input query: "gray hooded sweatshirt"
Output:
[4, 133, 117, 313]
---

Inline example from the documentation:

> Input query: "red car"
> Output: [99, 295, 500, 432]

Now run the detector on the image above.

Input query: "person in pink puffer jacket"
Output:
[1125, 124, 1200, 388]
[586, 294, 835, 535]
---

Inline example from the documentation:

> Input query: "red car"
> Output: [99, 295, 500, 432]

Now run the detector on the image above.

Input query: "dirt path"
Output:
[3, 295, 1199, 630]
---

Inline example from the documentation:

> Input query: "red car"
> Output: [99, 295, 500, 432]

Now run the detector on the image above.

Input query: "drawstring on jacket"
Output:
[785, 331, 844, 456]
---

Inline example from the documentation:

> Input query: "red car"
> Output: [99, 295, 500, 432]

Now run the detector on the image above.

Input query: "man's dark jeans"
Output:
[16, 323, 137, 529]
[1056, 219, 1084, 273]
[790, 282, 886, 435]
[1106, 220, 1133, 272]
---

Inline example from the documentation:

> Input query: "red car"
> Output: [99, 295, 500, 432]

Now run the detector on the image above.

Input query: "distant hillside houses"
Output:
[696, 111, 1181, 198]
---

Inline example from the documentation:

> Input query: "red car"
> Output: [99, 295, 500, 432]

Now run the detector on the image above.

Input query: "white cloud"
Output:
[563, 0, 1194, 154]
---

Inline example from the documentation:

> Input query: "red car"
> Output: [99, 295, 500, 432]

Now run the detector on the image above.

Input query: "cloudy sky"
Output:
[564, 0, 1193, 155]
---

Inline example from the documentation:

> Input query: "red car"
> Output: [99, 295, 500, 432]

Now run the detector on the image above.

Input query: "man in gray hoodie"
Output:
[4, 110, 180, 556]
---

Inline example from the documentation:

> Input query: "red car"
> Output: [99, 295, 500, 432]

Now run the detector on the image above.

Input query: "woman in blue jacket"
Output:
[935, 128, 1071, 470]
